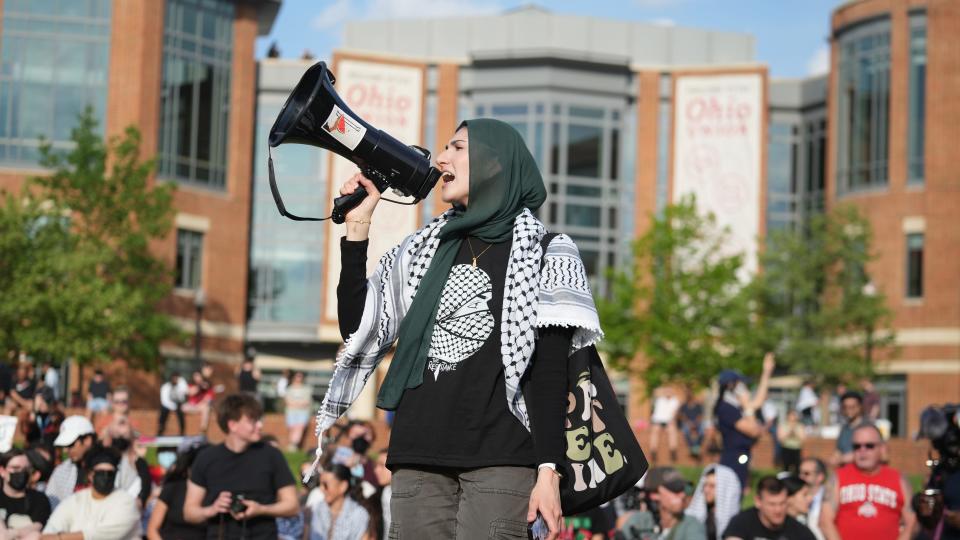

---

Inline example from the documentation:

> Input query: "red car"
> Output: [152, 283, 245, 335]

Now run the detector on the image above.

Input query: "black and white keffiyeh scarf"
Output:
[306, 209, 602, 471]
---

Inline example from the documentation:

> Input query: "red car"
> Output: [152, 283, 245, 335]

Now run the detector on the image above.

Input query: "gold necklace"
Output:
[466, 238, 493, 267]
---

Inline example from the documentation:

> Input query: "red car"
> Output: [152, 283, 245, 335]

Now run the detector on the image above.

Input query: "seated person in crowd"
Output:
[0, 449, 52, 537]
[654, 467, 705, 539]
[724, 476, 816, 540]
[45, 416, 96, 509]
[145, 443, 207, 540]
[686, 464, 743, 540]
[41, 444, 141, 540]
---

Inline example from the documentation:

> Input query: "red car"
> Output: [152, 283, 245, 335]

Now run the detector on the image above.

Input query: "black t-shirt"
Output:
[14, 379, 35, 400]
[0, 487, 51, 528]
[722, 508, 816, 540]
[88, 379, 110, 399]
[158, 479, 206, 540]
[338, 237, 569, 469]
[943, 470, 960, 540]
[190, 442, 295, 539]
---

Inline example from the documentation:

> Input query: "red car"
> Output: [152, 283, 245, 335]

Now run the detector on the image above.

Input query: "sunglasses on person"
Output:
[852, 442, 878, 451]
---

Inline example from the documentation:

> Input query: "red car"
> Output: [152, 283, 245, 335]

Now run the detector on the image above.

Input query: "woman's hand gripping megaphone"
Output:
[339, 172, 381, 240]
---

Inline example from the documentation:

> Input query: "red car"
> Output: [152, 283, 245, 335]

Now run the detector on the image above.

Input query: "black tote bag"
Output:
[533, 234, 649, 515]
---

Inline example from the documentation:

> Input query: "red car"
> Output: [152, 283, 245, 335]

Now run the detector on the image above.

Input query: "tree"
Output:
[0, 107, 180, 370]
[749, 205, 895, 384]
[598, 195, 756, 393]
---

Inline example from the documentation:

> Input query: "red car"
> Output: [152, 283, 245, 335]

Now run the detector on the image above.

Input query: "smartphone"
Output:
[529, 514, 549, 540]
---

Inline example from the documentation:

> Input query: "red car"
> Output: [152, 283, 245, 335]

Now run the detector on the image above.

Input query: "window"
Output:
[157, 0, 233, 189]
[908, 13, 926, 185]
[905, 233, 923, 298]
[176, 229, 204, 290]
[0, 0, 112, 166]
[836, 19, 891, 194]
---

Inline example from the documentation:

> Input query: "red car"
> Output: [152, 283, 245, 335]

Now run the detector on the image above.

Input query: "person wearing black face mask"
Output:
[104, 416, 152, 509]
[0, 449, 51, 536]
[42, 443, 140, 540]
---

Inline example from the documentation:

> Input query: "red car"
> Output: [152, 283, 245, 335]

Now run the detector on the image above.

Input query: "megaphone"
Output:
[267, 61, 441, 224]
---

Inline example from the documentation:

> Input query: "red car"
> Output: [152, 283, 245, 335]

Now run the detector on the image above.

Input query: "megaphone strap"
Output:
[268, 145, 328, 221]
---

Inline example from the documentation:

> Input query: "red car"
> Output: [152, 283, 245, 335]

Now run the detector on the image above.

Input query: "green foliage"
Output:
[599, 196, 896, 393]
[0, 107, 180, 369]
[749, 205, 895, 384]
[598, 195, 754, 392]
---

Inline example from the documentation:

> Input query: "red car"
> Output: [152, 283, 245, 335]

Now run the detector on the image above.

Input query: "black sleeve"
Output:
[135, 457, 152, 506]
[526, 325, 573, 467]
[337, 237, 369, 340]
[270, 446, 296, 490]
[30, 490, 51, 525]
[721, 511, 749, 539]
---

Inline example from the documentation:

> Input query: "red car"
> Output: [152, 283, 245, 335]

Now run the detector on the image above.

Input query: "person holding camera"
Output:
[321, 119, 603, 540]
[183, 393, 298, 539]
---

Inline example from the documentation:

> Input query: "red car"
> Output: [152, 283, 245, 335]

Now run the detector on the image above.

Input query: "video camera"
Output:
[912, 404, 959, 531]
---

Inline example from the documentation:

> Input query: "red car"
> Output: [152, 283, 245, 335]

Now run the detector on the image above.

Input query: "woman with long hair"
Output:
[312, 119, 602, 539]
[307, 464, 370, 540]
[145, 444, 208, 540]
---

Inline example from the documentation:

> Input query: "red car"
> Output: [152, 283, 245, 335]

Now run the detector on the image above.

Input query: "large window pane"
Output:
[567, 124, 601, 178]
[0, 1, 111, 166]
[158, 0, 233, 190]
[565, 204, 601, 227]
[907, 14, 926, 185]
[906, 233, 923, 298]
[837, 20, 890, 195]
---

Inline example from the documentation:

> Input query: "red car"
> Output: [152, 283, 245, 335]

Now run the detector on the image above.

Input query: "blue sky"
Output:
[256, 0, 843, 79]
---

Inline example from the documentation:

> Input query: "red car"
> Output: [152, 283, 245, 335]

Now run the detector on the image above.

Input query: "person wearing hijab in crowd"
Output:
[316, 119, 602, 540]
[685, 463, 742, 540]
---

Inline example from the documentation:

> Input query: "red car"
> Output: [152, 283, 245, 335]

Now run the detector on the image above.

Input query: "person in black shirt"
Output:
[183, 393, 297, 539]
[85, 369, 111, 422]
[325, 119, 602, 539]
[0, 448, 52, 536]
[724, 476, 816, 540]
[146, 443, 207, 540]
[236, 359, 260, 397]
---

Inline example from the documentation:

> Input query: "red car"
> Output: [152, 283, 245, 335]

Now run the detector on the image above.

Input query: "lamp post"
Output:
[862, 281, 876, 364]
[194, 289, 206, 364]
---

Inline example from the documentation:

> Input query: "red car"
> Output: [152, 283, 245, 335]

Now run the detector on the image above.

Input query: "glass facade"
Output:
[0, 0, 111, 166]
[157, 0, 233, 190]
[908, 13, 926, 185]
[836, 18, 890, 195]
[766, 117, 826, 233]
[473, 96, 625, 288]
[247, 98, 326, 328]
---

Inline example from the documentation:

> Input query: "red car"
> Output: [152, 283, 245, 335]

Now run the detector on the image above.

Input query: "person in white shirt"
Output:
[649, 386, 682, 464]
[40, 444, 140, 540]
[158, 372, 189, 436]
[42, 363, 59, 402]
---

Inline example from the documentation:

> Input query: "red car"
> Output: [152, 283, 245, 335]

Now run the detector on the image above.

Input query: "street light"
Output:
[194, 289, 206, 364]
[862, 281, 876, 364]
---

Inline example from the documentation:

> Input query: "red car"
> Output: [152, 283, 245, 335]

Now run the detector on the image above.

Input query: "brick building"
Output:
[827, 0, 960, 435]
[0, 0, 280, 405]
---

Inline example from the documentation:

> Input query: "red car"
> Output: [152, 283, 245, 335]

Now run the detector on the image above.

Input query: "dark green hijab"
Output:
[376, 118, 548, 409]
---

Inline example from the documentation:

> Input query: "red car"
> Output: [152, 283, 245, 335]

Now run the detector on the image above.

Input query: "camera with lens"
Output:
[912, 404, 959, 531]
[229, 493, 246, 515]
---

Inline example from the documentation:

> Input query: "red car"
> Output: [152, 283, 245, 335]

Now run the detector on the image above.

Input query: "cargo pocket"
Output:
[488, 518, 529, 540]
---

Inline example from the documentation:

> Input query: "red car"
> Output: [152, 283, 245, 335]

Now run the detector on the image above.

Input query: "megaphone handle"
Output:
[331, 187, 370, 224]
[332, 170, 391, 224]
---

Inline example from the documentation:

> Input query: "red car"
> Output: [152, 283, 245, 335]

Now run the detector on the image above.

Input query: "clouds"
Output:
[312, 0, 501, 30]
[312, 0, 353, 31]
[806, 44, 830, 76]
[366, 0, 501, 19]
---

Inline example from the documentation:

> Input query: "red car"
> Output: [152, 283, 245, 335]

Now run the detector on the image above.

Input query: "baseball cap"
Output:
[54, 415, 95, 447]
[643, 466, 689, 494]
[718, 369, 747, 387]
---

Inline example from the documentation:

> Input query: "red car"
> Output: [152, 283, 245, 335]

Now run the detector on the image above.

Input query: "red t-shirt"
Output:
[835, 463, 904, 540]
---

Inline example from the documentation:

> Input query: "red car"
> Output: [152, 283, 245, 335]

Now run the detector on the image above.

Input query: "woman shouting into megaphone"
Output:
[315, 119, 603, 540]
